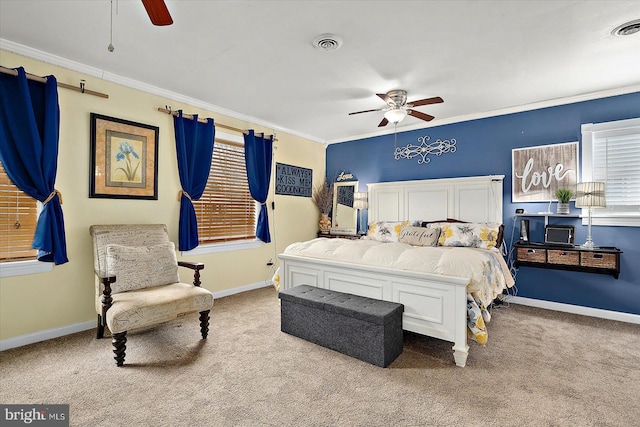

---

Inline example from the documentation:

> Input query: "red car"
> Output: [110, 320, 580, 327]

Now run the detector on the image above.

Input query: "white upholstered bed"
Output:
[278, 175, 510, 367]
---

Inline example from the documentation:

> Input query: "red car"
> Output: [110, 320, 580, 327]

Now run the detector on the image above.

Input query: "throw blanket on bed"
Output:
[275, 238, 515, 345]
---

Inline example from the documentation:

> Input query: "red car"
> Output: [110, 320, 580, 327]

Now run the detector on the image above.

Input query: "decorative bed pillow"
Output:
[398, 225, 440, 246]
[366, 221, 410, 242]
[437, 222, 502, 249]
[106, 242, 180, 294]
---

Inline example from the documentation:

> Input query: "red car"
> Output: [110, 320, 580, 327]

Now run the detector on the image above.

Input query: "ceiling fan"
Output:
[348, 90, 443, 127]
[141, 0, 173, 26]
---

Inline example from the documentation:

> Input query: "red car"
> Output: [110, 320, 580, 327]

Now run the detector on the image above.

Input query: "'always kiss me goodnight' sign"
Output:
[275, 162, 313, 197]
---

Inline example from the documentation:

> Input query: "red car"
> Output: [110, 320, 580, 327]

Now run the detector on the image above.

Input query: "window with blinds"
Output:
[0, 162, 38, 261]
[193, 138, 256, 243]
[582, 117, 640, 226]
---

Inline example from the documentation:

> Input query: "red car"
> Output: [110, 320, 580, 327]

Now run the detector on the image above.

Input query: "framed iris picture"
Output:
[89, 113, 159, 200]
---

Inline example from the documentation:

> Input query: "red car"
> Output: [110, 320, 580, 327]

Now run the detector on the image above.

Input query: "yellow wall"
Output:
[0, 51, 326, 341]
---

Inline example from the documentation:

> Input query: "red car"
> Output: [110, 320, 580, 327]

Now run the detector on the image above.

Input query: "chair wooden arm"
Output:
[178, 261, 205, 287]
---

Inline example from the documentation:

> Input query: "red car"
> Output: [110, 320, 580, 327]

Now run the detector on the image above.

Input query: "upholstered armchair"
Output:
[89, 224, 214, 366]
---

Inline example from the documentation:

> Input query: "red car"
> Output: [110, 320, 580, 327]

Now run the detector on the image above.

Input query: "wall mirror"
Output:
[331, 180, 358, 235]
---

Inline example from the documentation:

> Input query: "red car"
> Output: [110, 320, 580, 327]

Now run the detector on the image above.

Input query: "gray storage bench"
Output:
[278, 285, 404, 367]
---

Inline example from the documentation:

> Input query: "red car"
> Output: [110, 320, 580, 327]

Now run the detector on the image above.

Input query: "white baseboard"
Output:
[212, 280, 273, 299]
[507, 296, 640, 325]
[0, 281, 273, 352]
[0, 320, 96, 352]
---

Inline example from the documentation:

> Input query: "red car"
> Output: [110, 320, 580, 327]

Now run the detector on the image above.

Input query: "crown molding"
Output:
[3, 38, 638, 147]
[0, 38, 325, 144]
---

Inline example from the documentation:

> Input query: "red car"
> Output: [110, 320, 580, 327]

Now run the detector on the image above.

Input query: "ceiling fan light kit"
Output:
[349, 89, 443, 127]
[384, 109, 407, 124]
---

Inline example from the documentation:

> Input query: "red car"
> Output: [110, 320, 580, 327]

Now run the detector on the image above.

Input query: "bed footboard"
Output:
[278, 253, 470, 367]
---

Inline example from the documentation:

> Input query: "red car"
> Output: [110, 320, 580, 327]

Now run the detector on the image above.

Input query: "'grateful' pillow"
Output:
[398, 226, 440, 246]
[106, 242, 180, 294]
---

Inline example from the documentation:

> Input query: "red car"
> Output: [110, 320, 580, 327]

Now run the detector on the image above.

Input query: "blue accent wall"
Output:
[327, 92, 640, 315]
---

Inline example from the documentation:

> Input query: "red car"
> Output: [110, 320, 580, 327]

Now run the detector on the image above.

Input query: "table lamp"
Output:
[575, 182, 606, 249]
[353, 192, 368, 235]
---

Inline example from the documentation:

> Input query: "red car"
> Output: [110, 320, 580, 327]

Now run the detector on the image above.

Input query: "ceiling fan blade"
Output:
[408, 96, 444, 107]
[141, 0, 173, 26]
[407, 109, 435, 122]
[348, 108, 385, 115]
[377, 93, 392, 104]
[378, 117, 389, 127]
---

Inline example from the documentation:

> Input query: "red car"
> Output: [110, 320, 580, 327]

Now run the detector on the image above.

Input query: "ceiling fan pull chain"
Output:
[107, 0, 115, 52]
[394, 123, 398, 157]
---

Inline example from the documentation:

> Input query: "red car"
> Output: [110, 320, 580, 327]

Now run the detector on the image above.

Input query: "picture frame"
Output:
[89, 113, 159, 200]
[512, 141, 579, 202]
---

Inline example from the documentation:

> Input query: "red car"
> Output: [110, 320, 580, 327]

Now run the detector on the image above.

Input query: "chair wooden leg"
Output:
[199, 310, 210, 339]
[96, 315, 105, 339]
[112, 331, 127, 367]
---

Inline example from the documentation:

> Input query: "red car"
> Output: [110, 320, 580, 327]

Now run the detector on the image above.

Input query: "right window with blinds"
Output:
[193, 136, 257, 244]
[581, 117, 640, 227]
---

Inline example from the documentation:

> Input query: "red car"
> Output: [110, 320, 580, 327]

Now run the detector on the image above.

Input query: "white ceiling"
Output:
[1, 1, 639, 144]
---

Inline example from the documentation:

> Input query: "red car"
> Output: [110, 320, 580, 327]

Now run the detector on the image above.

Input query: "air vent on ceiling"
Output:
[612, 19, 640, 36]
[312, 33, 343, 51]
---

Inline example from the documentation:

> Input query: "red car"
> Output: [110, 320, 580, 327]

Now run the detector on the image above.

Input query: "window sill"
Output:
[0, 259, 53, 278]
[181, 239, 262, 256]
[583, 216, 640, 227]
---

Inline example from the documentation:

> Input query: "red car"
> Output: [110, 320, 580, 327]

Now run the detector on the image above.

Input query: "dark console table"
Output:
[514, 242, 622, 279]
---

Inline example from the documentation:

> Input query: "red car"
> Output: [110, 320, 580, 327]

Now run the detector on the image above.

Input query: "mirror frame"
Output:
[331, 180, 358, 235]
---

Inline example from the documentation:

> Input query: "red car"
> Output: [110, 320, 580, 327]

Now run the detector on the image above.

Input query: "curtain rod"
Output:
[157, 107, 276, 140]
[0, 66, 109, 99]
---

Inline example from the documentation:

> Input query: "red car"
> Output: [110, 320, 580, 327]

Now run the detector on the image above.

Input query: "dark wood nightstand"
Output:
[514, 242, 622, 279]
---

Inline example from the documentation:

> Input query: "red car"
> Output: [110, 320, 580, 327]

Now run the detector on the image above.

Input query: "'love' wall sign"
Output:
[512, 141, 579, 202]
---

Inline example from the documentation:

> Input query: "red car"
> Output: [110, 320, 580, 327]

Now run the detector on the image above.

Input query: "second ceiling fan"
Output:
[349, 90, 443, 127]
[141, 0, 173, 26]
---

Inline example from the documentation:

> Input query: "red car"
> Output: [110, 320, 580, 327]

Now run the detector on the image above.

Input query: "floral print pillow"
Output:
[366, 221, 410, 243]
[437, 222, 502, 249]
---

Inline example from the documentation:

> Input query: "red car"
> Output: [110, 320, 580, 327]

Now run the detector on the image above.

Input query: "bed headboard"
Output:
[367, 175, 504, 224]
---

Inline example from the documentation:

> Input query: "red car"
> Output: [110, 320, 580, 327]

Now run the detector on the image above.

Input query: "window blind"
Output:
[193, 139, 256, 243]
[0, 162, 38, 261]
[592, 131, 640, 209]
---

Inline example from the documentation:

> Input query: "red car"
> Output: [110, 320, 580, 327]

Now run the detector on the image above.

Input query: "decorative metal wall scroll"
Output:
[394, 135, 456, 165]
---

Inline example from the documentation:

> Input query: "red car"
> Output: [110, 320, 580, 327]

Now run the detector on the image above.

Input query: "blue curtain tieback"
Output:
[43, 189, 62, 205]
[177, 190, 192, 201]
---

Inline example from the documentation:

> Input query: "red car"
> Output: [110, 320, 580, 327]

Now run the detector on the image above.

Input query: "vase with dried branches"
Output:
[312, 179, 333, 234]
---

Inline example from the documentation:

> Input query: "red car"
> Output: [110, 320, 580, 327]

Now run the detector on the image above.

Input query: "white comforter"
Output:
[282, 238, 515, 308]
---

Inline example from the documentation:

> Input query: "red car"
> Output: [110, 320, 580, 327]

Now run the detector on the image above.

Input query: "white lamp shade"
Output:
[384, 109, 407, 124]
[353, 192, 368, 210]
[575, 182, 606, 208]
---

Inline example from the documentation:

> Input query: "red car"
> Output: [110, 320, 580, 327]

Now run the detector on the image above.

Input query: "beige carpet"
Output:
[1, 286, 639, 427]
